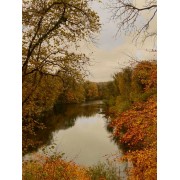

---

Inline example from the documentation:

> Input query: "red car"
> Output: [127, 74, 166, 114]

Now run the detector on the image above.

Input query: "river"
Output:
[23, 100, 127, 178]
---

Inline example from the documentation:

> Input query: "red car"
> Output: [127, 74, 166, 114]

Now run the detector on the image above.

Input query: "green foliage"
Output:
[113, 67, 132, 101]
[99, 81, 119, 114]
[87, 162, 121, 180]
[114, 97, 132, 113]
[105, 61, 157, 114]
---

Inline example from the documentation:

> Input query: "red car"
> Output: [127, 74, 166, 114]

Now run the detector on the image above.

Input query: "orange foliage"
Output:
[109, 97, 157, 179]
[108, 61, 157, 179]
[23, 155, 90, 180]
[132, 60, 157, 93]
[111, 97, 156, 150]
[122, 146, 156, 180]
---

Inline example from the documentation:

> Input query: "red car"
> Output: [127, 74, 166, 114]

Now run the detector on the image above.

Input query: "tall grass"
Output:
[88, 162, 121, 180]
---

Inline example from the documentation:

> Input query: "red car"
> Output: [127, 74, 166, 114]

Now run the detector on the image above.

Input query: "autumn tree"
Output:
[108, 0, 157, 42]
[113, 67, 132, 101]
[57, 74, 86, 103]
[22, 0, 100, 153]
[97, 82, 117, 100]
[131, 60, 157, 101]
[84, 81, 99, 101]
[22, 0, 100, 103]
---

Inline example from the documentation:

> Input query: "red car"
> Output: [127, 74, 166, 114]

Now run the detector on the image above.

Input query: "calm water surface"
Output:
[24, 100, 127, 177]
[48, 113, 119, 165]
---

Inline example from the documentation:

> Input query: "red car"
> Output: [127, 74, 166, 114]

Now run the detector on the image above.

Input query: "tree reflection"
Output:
[24, 101, 103, 155]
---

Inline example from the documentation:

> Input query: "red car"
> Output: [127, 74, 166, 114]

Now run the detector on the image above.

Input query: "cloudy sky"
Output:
[80, 0, 157, 82]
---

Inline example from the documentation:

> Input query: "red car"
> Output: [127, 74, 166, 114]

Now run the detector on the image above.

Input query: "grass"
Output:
[88, 161, 121, 180]
[22, 154, 122, 180]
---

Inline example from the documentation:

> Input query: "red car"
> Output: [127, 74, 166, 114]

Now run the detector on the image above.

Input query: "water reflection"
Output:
[24, 100, 128, 179]
[25, 100, 104, 153]
[43, 113, 120, 166]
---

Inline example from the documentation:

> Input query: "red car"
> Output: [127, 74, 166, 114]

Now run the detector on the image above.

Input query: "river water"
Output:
[24, 100, 127, 178]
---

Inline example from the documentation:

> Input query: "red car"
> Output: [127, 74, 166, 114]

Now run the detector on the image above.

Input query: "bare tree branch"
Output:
[108, 0, 157, 42]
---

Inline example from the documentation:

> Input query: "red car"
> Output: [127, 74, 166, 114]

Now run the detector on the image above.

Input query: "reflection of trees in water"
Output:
[25, 102, 102, 154]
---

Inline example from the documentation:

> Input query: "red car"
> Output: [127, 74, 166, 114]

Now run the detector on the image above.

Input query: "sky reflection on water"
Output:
[48, 113, 120, 166]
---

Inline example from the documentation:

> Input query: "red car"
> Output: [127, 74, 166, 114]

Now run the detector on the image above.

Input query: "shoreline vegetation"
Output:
[105, 60, 157, 179]
[23, 154, 122, 180]
[23, 60, 157, 180]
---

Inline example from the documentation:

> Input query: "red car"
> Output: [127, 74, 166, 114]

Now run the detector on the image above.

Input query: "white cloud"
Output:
[80, 0, 157, 82]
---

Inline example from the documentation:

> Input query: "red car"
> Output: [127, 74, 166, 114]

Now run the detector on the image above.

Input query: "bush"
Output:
[22, 155, 90, 180]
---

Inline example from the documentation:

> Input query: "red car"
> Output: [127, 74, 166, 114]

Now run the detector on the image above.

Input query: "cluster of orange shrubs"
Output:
[109, 61, 157, 179]
[23, 155, 90, 180]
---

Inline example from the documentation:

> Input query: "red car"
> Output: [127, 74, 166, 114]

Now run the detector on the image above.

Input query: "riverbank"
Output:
[22, 100, 125, 179]
[23, 154, 122, 180]
[105, 61, 157, 179]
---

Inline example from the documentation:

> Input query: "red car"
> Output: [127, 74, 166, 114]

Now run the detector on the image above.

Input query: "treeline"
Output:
[105, 60, 157, 179]
[56, 80, 107, 104]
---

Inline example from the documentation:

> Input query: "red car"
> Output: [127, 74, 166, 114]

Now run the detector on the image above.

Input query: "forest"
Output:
[22, 0, 157, 179]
